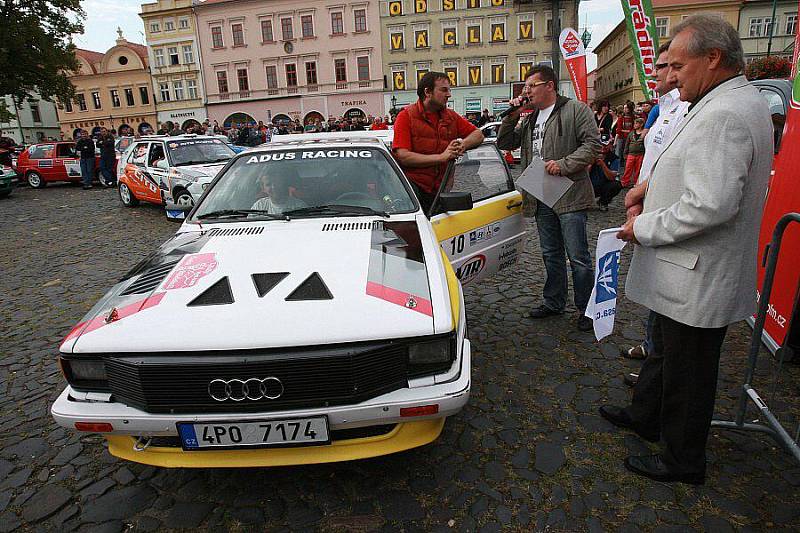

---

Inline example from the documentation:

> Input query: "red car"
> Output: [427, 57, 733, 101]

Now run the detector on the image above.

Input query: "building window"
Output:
[186, 79, 198, 99]
[391, 68, 406, 90]
[443, 25, 458, 46]
[211, 26, 224, 48]
[173, 80, 184, 100]
[91, 92, 101, 109]
[237, 68, 249, 91]
[165, 20, 175, 31]
[334, 58, 347, 83]
[467, 23, 481, 44]
[354, 9, 367, 32]
[265, 65, 278, 89]
[545, 11, 563, 36]
[76, 94, 87, 111]
[168, 47, 179, 65]
[415, 29, 429, 49]
[64, 99, 73, 112]
[518, 17, 533, 40]
[468, 65, 482, 85]
[216, 71, 228, 93]
[786, 13, 797, 35]
[154, 48, 164, 67]
[491, 62, 505, 84]
[139, 87, 150, 105]
[301, 15, 314, 38]
[110, 89, 121, 107]
[357, 56, 370, 81]
[124, 88, 134, 106]
[281, 17, 293, 40]
[182, 45, 194, 64]
[749, 17, 773, 37]
[331, 12, 344, 35]
[232, 23, 245, 46]
[159, 82, 170, 102]
[444, 66, 458, 86]
[261, 19, 274, 42]
[30, 104, 41, 123]
[655, 17, 669, 38]
[285, 64, 298, 86]
[305, 61, 318, 85]
[490, 21, 506, 42]
[389, 29, 405, 50]
[150, 22, 160, 33]
[467, 0, 480, 8]
[179, 17, 189, 29]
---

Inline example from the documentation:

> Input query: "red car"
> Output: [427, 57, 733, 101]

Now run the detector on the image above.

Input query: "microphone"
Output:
[497, 97, 530, 119]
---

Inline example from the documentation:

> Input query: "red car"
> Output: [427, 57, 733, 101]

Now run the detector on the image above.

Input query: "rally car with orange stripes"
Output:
[52, 136, 524, 468]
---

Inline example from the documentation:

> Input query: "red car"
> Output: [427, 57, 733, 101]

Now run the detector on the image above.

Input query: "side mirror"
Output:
[438, 192, 473, 212]
[164, 202, 192, 222]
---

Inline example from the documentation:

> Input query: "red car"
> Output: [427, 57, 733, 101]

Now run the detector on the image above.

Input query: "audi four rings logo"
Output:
[208, 377, 284, 402]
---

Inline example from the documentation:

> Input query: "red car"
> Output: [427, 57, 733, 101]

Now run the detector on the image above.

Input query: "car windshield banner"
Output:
[620, 0, 660, 101]
[558, 28, 588, 103]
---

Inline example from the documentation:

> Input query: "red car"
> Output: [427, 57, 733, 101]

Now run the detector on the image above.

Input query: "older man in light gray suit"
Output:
[599, 14, 774, 484]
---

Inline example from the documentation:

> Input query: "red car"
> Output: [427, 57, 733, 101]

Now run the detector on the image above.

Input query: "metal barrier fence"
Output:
[711, 212, 800, 464]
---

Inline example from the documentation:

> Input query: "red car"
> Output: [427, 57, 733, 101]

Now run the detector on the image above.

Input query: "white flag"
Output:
[585, 228, 627, 341]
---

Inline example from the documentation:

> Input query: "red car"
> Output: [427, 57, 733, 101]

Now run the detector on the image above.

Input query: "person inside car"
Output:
[250, 170, 306, 214]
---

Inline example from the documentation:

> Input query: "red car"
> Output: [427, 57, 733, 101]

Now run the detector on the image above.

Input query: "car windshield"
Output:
[167, 138, 235, 166]
[193, 147, 417, 220]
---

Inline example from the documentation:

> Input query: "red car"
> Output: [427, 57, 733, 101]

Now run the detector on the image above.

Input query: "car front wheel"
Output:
[119, 182, 139, 207]
[174, 189, 194, 208]
[27, 171, 45, 188]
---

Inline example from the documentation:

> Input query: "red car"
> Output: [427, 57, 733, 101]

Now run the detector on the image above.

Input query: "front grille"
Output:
[104, 342, 409, 414]
[120, 259, 180, 295]
[207, 227, 265, 237]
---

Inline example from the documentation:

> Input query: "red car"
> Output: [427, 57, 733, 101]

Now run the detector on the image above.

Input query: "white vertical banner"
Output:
[585, 228, 627, 340]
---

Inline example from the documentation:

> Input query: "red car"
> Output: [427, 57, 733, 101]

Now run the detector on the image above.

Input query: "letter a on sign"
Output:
[416, 30, 428, 48]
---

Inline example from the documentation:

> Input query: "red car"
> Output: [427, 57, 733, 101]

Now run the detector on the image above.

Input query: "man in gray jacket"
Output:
[498, 65, 600, 331]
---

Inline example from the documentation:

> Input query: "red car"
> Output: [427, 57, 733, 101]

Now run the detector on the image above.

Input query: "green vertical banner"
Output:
[620, 0, 660, 100]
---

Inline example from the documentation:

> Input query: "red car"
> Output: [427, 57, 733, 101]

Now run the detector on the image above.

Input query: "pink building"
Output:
[194, 0, 385, 126]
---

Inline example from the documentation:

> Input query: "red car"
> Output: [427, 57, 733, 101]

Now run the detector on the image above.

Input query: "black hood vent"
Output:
[252, 272, 289, 297]
[120, 259, 181, 296]
[188, 277, 234, 307]
[322, 221, 379, 232]
[208, 227, 265, 237]
[285, 272, 333, 301]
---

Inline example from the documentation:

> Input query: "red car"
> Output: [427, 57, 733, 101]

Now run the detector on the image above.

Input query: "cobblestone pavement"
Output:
[1, 180, 800, 533]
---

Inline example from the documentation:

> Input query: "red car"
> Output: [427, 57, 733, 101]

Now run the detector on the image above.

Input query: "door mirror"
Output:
[438, 192, 473, 212]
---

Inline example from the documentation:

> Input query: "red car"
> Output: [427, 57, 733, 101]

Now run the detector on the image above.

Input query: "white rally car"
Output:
[52, 136, 525, 468]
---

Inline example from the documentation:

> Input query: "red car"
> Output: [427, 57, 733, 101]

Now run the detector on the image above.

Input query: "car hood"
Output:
[62, 217, 448, 353]
[174, 162, 228, 181]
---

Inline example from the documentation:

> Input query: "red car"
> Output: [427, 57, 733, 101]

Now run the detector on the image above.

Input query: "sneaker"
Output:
[624, 372, 639, 387]
[577, 315, 593, 332]
[528, 305, 563, 319]
[621, 344, 648, 360]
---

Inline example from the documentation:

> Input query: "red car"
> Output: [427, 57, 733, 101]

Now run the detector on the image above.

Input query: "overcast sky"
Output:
[71, 0, 624, 72]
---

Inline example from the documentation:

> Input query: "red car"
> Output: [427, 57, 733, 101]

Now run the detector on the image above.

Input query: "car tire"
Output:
[119, 182, 139, 207]
[174, 188, 194, 208]
[0, 189, 10, 198]
[27, 171, 45, 188]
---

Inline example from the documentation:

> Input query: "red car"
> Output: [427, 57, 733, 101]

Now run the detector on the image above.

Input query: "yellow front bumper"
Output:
[105, 418, 445, 468]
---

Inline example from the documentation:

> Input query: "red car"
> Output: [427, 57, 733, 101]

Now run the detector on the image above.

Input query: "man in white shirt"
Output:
[251, 172, 306, 214]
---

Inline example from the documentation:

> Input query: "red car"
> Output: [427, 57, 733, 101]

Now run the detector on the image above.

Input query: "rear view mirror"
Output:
[438, 192, 473, 212]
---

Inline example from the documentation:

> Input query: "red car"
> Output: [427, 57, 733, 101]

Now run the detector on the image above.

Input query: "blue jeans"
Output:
[534, 204, 593, 313]
[80, 158, 94, 187]
[99, 157, 116, 185]
[642, 310, 656, 354]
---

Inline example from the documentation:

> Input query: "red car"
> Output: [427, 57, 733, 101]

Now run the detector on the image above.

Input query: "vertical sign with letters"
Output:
[415, 29, 429, 48]
[468, 66, 482, 85]
[415, 0, 427, 13]
[388, 1, 402, 16]
[490, 23, 505, 42]
[492, 64, 505, 84]
[393, 70, 406, 90]
[390, 32, 404, 50]
[443, 0, 455, 10]
[417, 69, 429, 82]
[467, 0, 480, 8]
[443, 27, 457, 46]
[467, 25, 481, 43]
[445, 67, 458, 86]
[519, 62, 533, 80]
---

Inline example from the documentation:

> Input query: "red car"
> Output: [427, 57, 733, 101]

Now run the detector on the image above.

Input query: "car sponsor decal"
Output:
[163, 253, 219, 290]
[65, 162, 81, 178]
[365, 221, 432, 316]
[469, 222, 502, 247]
[244, 150, 373, 164]
[456, 254, 486, 284]
[37, 159, 53, 168]
[62, 292, 166, 343]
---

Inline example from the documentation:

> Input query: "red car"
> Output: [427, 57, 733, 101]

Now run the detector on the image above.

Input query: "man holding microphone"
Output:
[497, 65, 600, 331]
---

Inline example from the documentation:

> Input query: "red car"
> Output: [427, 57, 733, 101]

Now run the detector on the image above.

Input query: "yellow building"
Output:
[59, 31, 157, 138]
[593, 0, 743, 106]
[140, 0, 208, 129]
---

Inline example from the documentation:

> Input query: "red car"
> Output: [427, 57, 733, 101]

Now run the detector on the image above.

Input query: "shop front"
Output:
[60, 114, 158, 139]
[157, 107, 208, 131]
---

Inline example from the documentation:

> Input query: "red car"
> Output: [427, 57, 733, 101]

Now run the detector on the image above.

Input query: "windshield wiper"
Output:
[283, 204, 389, 218]
[196, 209, 289, 220]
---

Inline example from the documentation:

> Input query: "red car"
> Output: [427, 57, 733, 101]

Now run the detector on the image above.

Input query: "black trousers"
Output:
[626, 312, 728, 475]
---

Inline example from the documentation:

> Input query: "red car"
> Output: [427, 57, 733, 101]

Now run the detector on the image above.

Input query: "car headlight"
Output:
[59, 357, 109, 390]
[409, 338, 452, 364]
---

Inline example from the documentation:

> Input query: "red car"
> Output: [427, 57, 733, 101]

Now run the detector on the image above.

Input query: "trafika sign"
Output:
[621, 0, 660, 100]
[558, 28, 588, 103]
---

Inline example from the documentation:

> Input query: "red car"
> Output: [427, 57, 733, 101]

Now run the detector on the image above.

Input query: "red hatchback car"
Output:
[16, 142, 100, 188]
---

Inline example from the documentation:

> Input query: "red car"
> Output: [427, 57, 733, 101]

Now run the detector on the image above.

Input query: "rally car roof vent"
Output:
[187, 277, 234, 306]
[252, 272, 289, 298]
[285, 272, 333, 301]
[322, 221, 379, 232]
[120, 259, 181, 296]
[207, 227, 265, 237]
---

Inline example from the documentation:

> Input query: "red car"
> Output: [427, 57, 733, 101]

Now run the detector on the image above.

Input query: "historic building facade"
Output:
[194, 0, 385, 126]
[739, 0, 797, 63]
[0, 94, 61, 144]
[58, 31, 157, 138]
[593, 0, 743, 106]
[141, 0, 208, 129]
[379, 0, 578, 117]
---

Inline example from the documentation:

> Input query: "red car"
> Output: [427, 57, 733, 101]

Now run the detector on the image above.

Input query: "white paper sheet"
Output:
[515, 157, 573, 209]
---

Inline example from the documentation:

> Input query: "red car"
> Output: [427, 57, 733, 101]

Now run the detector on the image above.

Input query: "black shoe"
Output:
[598, 404, 658, 442]
[623, 372, 639, 387]
[82, 185, 92, 190]
[577, 315, 593, 332]
[621, 344, 648, 360]
[624, 454, 705, 485]
[527, 305, 563, 319]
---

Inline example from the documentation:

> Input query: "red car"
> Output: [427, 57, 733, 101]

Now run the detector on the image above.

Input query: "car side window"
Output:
[759, 88, 786, 152]
[56, 144, 77, 158]
[148, 144, 166, 168]
[448, 143, 514, 203]
[28, 145, 55, 160]
[129, 143, 149, 166]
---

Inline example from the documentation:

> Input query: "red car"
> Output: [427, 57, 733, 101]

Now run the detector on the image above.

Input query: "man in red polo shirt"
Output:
[393, 71, 484, 212]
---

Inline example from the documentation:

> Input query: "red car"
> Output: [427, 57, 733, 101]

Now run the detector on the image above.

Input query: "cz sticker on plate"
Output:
[177, 416, 330, 450]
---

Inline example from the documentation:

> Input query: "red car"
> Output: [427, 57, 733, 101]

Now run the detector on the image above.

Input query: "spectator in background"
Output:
[478, 108, 491, 127]
[96, 127, 116, 188]
[75, 130, 96, 190]
[589, 134, 622, 211]
[620, 117, 646, 187]
[596, 101, 613, 136]
[370, 116, 389, 130]
[614, 102, 635, 162]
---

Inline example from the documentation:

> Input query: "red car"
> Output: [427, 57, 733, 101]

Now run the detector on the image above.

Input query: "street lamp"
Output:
[581, 27, 592, 49]
[391, 94, 397, 109]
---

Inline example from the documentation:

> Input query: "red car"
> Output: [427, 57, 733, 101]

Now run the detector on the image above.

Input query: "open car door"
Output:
[430, 142, 526, 285]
